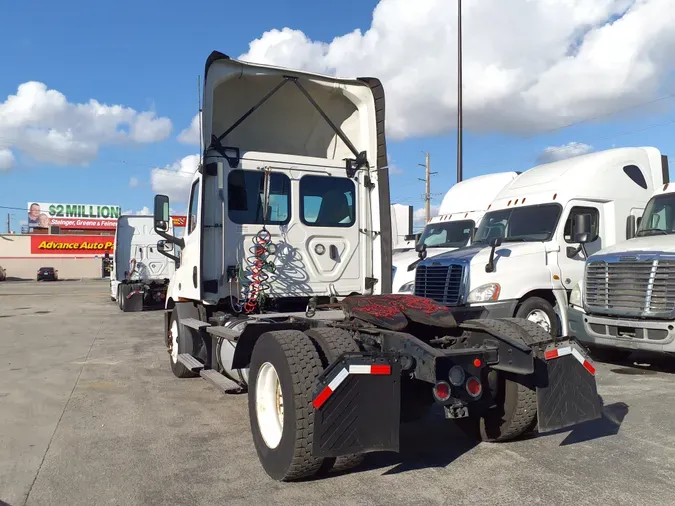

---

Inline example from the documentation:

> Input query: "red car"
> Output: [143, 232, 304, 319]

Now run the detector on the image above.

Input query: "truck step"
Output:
[205, 326, 239, 341]
[200, 369, 243, 394]
[180, 318, 210, 330]
[177, 354, 204, 372]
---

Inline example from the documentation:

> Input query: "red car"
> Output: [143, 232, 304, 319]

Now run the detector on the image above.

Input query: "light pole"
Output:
[457, 0, 463, 183]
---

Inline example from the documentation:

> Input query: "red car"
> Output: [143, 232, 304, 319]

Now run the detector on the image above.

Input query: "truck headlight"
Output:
[467, 283, 501, 303]
[399, 281, 415, 293]
[569, 281, 582, 308]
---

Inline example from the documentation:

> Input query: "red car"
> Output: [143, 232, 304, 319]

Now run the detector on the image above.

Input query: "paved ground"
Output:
[1, 280, 675, 506]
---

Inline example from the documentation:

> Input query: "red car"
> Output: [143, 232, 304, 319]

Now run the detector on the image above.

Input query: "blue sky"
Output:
[1, 0, 674, 232]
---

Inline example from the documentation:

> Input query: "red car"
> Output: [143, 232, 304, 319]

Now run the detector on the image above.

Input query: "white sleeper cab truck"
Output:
[415, 147, 669, 337]
[110, 215, 176, 312]
[569, 182, 675, 361]
[392, 171, 519, 293]
[151, 50, 603, 482]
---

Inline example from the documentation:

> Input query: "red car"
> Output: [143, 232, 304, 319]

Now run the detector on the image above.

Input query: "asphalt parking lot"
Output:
[1, 280, 675, 506]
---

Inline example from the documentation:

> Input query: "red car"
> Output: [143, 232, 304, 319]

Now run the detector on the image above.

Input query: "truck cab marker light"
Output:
[544, 346, 596, 376]
[312, 363, 392, 409]
[473, 358, 482, 368]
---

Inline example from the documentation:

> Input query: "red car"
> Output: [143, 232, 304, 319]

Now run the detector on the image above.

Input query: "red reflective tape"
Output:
[544, 349, 559, 360]
[312, 386, 333, 409]
[371, 364, 391, 375]
[583, 360, 596, 376]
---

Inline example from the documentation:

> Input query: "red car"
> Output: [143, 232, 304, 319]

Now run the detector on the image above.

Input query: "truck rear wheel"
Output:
[168, 311, 200, 379]
[457, 319, 539, 442]
[248, 330, 325, 481]
[305, 328, 365, 474]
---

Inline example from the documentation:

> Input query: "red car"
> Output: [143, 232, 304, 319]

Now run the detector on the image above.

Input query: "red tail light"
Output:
[433, 381, 451, 402]
[466, 377, 482, 398]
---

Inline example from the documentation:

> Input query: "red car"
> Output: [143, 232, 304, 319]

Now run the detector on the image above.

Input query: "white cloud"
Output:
[388, 163, 404, 175]
[150, 154, 200, 203]
[239, 0, 675, 140]
[0, 81, 172, 169]
[413, 205, 440, 228]
[177, 113, 201, 145]
[0, 148, 14, 171]
[135, 206, 151, 215]
[537, 141, 594, 163]
[129, 176, 139, 188]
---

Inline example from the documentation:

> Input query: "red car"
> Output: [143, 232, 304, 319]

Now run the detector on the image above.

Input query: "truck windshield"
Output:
[636, 193, 675, 236]
[418, 220, 475, 248]
[474, 203, 562, 243]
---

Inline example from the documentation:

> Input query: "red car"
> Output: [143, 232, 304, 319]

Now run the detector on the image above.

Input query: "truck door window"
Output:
[563, 206, 599, 243]
[187, 180, 200, 235]
[300, 175, 355, 227]
[228, 170, 290, 225]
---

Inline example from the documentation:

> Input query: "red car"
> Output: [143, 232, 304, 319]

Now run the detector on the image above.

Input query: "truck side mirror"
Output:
[415, 242, 427, 260]
[154, 194, 171, 232]
[489, 236, 503, 248]
[157, 239, 173, 252]
[573, 213, 592, 244]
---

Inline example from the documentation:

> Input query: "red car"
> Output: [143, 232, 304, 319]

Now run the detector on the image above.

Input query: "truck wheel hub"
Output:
[170, 321, 178, 363]
[526, 309, 551, 333]
[256, 362, 284, 449]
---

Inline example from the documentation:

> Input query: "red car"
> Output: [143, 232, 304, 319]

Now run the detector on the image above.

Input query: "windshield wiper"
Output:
[636, 228, 669, 236]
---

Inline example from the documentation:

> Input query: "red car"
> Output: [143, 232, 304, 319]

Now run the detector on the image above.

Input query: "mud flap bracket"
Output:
[535, 340, 603, 433]
[311, 353, 401, 458]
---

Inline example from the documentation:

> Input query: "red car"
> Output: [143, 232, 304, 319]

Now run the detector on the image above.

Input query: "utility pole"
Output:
[418, 152, 438, 224]
[6, 213, 10, 234]
[457, 0, 463, 183]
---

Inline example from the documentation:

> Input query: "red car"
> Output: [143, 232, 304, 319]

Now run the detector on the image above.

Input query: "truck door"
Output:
[174, 177, 202, 300]
[296, 173, 363, 295]
[556, 201, 603, 290]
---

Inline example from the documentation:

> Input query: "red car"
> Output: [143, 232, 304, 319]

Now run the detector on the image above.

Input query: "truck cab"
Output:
[414, 147, 669, 336]
[392, 172, 519, 293]
[110, 214, 176, 311]
[569, 182, 675, 359]
[154, 51, 390, 314]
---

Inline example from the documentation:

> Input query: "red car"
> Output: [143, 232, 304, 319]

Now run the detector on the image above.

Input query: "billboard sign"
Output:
[28, 202, 121, 231]
[171, 215, 186, 227]
[30, 235, 115, 255]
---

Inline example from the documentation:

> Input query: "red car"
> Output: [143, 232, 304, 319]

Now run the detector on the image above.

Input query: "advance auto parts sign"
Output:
[27, 202, 120, 231]
[30, 235, 115, 255]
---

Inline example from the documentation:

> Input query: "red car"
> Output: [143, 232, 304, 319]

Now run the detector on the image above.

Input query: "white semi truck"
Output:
[110, 215, 176, 312]
[568, 181, 675, 360]
[415, 147, 669, 337]
[392, 172, 519, 293]
[151, 50, 602, 482]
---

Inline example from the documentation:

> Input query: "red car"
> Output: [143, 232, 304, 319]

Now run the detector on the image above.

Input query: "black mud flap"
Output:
[311, 353, 401, 459]
[535, 340, 603, 433]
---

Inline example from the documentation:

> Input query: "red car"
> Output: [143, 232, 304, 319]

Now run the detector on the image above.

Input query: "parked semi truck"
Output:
[152, 50, 603, 482]
[392, 172, 519, 293]
[569, 182, 675, 360]
[110, 215, 176, 312]
[414, 147, 669, 337]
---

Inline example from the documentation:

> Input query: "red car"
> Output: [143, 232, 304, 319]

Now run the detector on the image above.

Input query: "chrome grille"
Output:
[584, 258, 675, 317]
[414, 264, 464, 305]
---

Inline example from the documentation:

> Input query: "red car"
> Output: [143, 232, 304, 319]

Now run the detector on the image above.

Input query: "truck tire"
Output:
[305, 328, 365, 474]
[515, 296, 559, 336]
[456, 318, 540, 442]
[248, 330, 325, 481]
[117, 286, 124, 310]
[168, 310, 200, 379]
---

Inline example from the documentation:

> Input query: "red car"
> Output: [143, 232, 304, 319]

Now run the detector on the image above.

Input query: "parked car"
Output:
[37, 267, 58, 281]
[0, 265, 6, 281]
